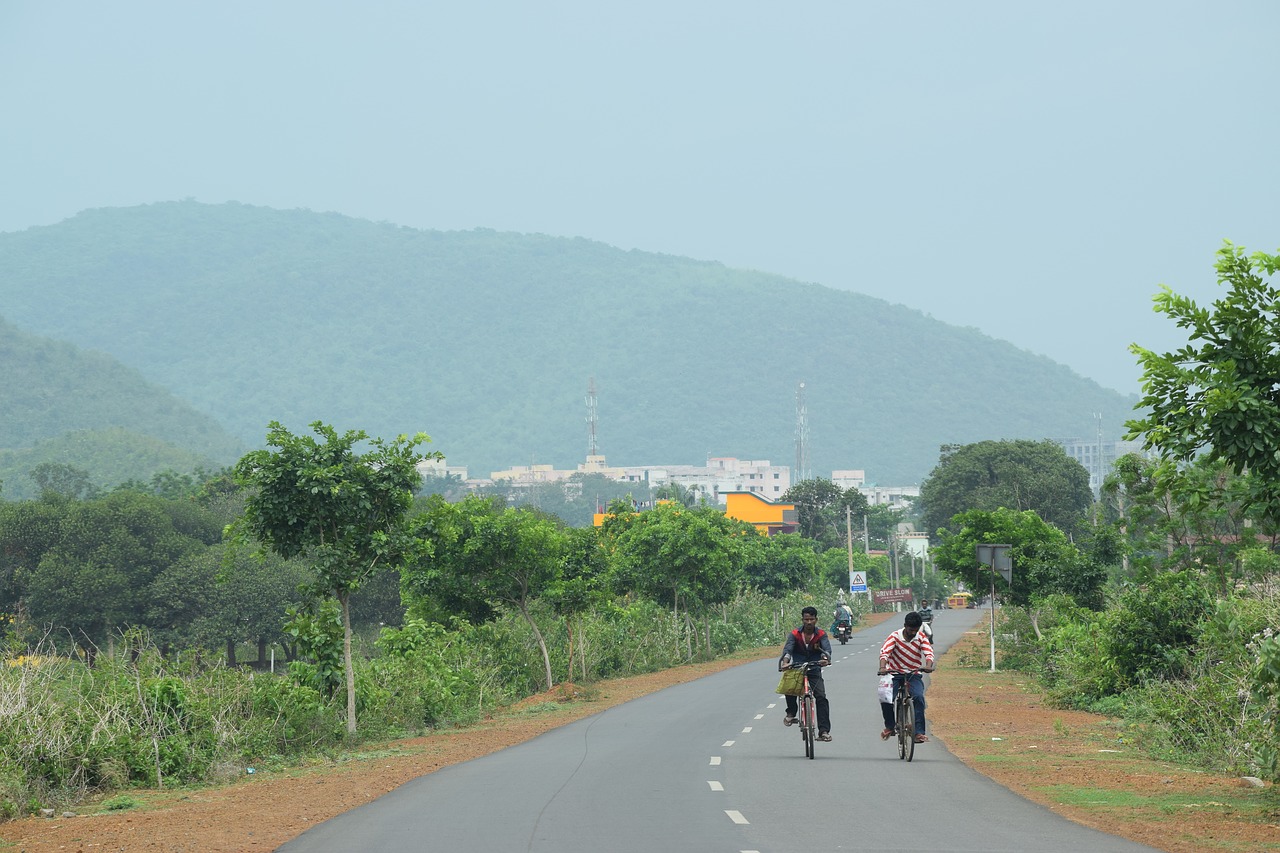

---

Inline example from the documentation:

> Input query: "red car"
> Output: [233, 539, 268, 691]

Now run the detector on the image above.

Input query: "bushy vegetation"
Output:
[994, 578, 1279, 779]
[0, 439, 883, 819]
[0, 581, 847, 818]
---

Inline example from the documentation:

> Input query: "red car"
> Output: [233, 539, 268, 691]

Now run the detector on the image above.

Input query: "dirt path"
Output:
[1, 614, 1275, 852]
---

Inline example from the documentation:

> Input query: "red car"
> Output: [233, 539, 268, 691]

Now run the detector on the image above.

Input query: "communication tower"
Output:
[795, 381, 812, 483]
[586, 377, 599, 457]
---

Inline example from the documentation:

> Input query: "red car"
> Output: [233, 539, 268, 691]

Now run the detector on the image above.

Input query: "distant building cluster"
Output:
[418, 454, 919, 509]
[421, 438, 1142, 505]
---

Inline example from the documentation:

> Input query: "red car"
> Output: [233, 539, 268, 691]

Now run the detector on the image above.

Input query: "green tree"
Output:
[1106, 569, 1214, 688]
[546, 525, 612, 681]
[0, 498, 66, 626]
[919, 440, 1093, 538]
[932, 507, 1104, 610]
[405, 495, 566, 689]
[1101, 452, 1262, 587]
[780, 479, 868, 551]
[28, 462, 98, 500]
[22, 491, 205, 654]
[146, 544, 308, 664]
[607, 502, 752, 658]
[1128, 241, 1280, 524]
[742, 532, 821, 595]
[864, 503, 904, 551]
[232, 421, 437, 734]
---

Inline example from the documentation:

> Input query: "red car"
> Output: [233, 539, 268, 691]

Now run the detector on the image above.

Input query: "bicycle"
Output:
[783, 660, 827, 759]
[881, 668, 931, 762]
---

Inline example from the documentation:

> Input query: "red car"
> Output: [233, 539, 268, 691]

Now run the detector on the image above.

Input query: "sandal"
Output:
[783, 715, 797, 726]
[818, 732, 832, 742]
[880, 728, 894, 740]
[913, 734, 929, 743]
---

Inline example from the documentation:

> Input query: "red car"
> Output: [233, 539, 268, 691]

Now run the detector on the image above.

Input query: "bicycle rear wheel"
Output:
[896, 691, 915, 761]
[802, 694, 815, 759]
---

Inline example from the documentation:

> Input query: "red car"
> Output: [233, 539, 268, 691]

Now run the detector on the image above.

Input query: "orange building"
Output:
[722, 491, 798, 536]
[592, 492, 797, 537]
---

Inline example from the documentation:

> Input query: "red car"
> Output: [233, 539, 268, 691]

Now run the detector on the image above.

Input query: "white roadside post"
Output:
[975, 544, 1012, 672]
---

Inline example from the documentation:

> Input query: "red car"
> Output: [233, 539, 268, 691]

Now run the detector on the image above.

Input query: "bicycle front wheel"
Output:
[898, 694, 915, 762]
[802, 695, 815, 759]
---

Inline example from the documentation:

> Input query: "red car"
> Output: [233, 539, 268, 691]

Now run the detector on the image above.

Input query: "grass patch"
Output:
[1037, 784, 1278, 821]
[99, 795, 140, 812]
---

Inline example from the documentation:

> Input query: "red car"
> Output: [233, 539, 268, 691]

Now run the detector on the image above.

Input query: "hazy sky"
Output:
[3, 2, 1276, 394]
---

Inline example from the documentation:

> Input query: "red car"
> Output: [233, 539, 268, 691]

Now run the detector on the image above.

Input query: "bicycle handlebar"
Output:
[780, 659, 829, 671]
[878, 668, 934, 676]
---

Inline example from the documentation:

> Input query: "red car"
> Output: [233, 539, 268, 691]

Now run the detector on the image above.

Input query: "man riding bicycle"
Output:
[779, 606, 833, 741]
[878, 610, 935, 743]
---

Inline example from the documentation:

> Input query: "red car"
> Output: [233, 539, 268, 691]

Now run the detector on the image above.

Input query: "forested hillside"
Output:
[0, 202, 1136, 483]
[0, 318, 243, 498]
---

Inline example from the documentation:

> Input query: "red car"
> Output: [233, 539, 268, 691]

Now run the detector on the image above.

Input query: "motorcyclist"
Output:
[831, 600, 853, 634]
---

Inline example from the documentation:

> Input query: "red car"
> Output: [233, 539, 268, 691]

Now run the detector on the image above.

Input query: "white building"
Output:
[832, 468, 918, 508]
[416, 457, 469, 481]
[617, 457, 790, 504]
[1058, 437, 1146, 494]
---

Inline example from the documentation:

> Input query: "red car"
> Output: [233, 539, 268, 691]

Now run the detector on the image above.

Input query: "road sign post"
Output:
[975, 544, 1012, 672]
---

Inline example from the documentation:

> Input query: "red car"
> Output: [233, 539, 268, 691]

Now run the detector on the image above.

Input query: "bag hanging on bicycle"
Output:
[877, 674, 893, 704]
[776, 668, 805, 696]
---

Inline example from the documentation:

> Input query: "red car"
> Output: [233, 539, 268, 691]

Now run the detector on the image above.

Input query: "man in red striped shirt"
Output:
[878, 611, 935, 743]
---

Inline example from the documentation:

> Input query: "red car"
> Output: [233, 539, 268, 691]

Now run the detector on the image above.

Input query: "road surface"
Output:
[278, 607, 1160, 852]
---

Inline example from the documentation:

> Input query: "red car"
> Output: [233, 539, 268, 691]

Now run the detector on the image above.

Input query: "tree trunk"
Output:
[518, 601, 554, 690]
[340, 591, 357, 735]
[565, 618, 575, 683]
[226, 638, 237, 667]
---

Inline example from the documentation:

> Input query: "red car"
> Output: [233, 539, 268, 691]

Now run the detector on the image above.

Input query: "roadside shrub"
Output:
[1106, 569, 1213, 689]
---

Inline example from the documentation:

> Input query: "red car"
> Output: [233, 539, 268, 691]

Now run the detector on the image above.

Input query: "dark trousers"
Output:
[785, 670, 831, 734]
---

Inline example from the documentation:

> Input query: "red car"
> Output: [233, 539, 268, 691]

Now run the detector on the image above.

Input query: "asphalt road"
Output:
[277, 607, 1161, 852]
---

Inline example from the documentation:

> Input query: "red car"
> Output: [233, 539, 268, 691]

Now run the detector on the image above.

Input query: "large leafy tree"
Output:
[780, 478, 869, 551]
[741, 532, 821, 596]
[605, 501, 753, 657]
[919, 440, 1093, 537]
[405, 495, 566, 689]
[1127, 241, 1280, 525]
[932, 507, 1105, 610]
[146, 544, 309, 664]
[1100, 452, 1264, 588]
[233, 421, 436, 734]
[545, 525, 612, 681]
[0, 497, 67, 627]
[22, 491, 207, 654]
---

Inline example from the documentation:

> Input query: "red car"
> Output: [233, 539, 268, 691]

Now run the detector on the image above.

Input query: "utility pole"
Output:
[845, 505, 855, 591]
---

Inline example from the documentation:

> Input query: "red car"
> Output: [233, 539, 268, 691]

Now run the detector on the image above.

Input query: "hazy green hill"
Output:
[0, 429, 225, 501]
[0, 317, 244, 498]
[0, 201, 1136, 484]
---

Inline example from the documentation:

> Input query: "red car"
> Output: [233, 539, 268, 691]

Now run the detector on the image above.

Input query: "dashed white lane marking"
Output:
[767, 702, 777, 709]
[725, 810, 749, 824]
[722, 740, 735, 747]
[741, 726, 752, 733]
[754, 714, 764, 719]
[707, 781, 724, 791]
[710, 756, 721, 765]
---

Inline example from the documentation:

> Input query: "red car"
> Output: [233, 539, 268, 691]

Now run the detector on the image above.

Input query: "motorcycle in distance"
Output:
[834, 620, 852, 644]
